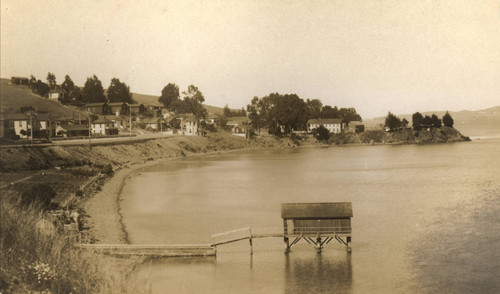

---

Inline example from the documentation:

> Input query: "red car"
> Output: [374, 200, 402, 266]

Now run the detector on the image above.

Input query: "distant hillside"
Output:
[0, 79, 88, 118]
[364, 106, 500, 138]
[132, 92, 230, 114]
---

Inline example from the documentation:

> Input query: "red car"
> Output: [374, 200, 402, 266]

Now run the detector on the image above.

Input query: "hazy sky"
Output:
[2, 0, 499, 118]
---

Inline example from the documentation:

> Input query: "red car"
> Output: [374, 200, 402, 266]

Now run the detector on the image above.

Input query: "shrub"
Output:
[312, 125, 330, 142]
[27, 155, 49, 170]
[290, 133, 303, 145]
[20, 184, 56, 210]
[360, 130, 385, 143]
[102, 164, 114, 175]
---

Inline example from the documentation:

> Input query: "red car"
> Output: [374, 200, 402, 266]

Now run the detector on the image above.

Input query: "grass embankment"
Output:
[0, 196, 146, 293]
[0, 132, 297, 292]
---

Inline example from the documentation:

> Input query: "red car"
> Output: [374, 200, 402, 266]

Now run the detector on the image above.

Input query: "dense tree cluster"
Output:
[35, 73, 134, 105]
[223, 105, 246, 117]
[384, 112, 408, 132]
[412, 112, 444, 130]
[46, 72, 56, 90]
[107, 78, 133, 103]
[158, 83, 180, 111]
[158, 84, 207, 120]
[247, 93, 362, 135]
[82, 75, 106, 103]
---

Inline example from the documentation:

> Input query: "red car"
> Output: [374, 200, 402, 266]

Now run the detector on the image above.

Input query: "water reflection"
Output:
[285, 253, 352, 294]
[122, 140, 500, 293]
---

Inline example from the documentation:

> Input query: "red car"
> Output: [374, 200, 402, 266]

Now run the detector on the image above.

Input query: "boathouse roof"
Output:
[281, 202, 353, 219]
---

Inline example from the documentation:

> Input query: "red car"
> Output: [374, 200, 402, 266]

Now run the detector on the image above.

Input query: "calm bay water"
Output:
[121, 139, 500, 293]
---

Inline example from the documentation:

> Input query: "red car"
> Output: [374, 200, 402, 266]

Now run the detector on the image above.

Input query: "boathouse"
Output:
[281, 202, 353, 252]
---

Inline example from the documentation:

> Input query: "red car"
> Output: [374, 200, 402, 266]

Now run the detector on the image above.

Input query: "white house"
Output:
[91, 117, 118, 135]
[48, 90, 64, 101]
[307, 118, 345, 134]
[182, 116, 198, 135]
[6, 113, 36, 138]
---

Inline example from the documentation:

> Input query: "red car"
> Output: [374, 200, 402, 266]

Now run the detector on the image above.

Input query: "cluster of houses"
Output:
[0, 100, 208, 140]
[3, 77, 363, 140]
[0, 110, 364, 141]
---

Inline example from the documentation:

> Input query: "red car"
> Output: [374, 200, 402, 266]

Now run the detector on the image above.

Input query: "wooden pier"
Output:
[78, 202, 353, 257]
[76, 244, 216, 257]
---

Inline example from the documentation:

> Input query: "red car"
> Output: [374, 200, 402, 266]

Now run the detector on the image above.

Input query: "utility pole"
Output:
[129, 110, 132, 139]
[30, 113, 33, 145]
[88, 112, 92, 150]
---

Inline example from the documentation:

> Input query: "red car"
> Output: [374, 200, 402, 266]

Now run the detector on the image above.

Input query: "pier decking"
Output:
[76, 244, 216, 257]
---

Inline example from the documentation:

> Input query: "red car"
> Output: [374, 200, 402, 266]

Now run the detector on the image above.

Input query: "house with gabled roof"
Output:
[346, 121, 364, 133]
[56, 124, 89, 137]
[83, 103, 111, 115]
[91, 117, 118, 135]
[108, 102, 129, 116]
[141, 117, 165, 131]
[128, 103, 146, 115]
[179, 114, 198, 135]
[5, 113, 33, 138]
[48, 90, 64, 101]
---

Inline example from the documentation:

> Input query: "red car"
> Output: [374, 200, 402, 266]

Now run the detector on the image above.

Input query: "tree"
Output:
[223, 105, 247, 117]
[107, 78, 133, 103]
[158, 83, 180, 110]
[69, 86, 82, 102]
[402, 118, 409, 129]
[216, 113, 228, 130]
[61, 75, 75, 98]
[321, 105, 340, 118]
[339, 107, 362, 123]
[170, 85, 207, 120]
[412, 112, 424, 131]
[384, 112, 403, 132]
[268, 93, 308, 135]
[82, 75, 106, 103]
[431, 114, 442, 128]
[46, 72, 56, 90]
[31, 80, 50, 97]
[223, 105, 231, 117]
[29, 75, 37, 86]
[247, 96, 266, 132]
[312, 125, 330, 142]
[442, 111, 454, 128]
[306, 99, 322, 119]
[422, 115, 433, 128]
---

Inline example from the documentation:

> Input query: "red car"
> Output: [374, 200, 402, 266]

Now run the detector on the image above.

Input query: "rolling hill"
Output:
[363, 107, 500, 138]
[0, 79, 228, 117]
[0, 79, 88, 118]
[132, 92, 231, 114]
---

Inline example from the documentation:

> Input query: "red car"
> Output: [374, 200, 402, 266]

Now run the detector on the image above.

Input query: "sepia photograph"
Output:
[1, 0, 499, 293]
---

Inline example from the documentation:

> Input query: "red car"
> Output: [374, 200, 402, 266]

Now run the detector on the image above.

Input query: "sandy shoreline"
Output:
[83, 159, 175, 244]
[82, 133, 471, 245]
[82, 147, 274, 244]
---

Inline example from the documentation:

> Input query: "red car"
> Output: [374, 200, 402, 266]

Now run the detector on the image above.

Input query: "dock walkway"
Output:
[77, 226, 350, 257]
